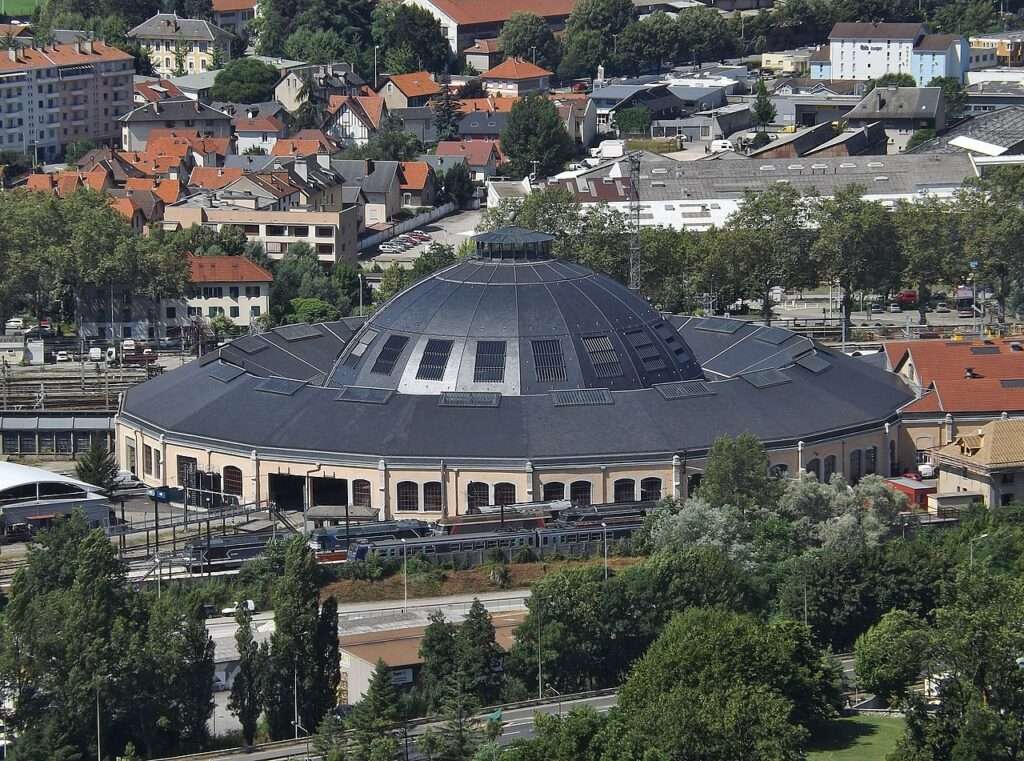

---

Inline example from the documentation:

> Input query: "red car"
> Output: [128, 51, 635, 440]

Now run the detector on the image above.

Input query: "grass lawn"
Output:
[807, 715, 905, 761]
[2, 0, 40, 17]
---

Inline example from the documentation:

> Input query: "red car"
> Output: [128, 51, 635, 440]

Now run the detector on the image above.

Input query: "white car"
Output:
[55, 350, 71, 362]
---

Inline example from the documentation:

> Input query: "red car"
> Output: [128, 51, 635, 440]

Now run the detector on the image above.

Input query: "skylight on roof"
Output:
[416, 339, 454, 381]
[532, 339, 567, 383]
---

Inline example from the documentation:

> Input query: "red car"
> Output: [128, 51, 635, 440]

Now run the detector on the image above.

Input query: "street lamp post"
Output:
[358, 273, 364, 315]
[970, 532, 990, 569]
[374, 46, 380, 91]
[402, 537, 408, 612]
[601, 522, 608, 581]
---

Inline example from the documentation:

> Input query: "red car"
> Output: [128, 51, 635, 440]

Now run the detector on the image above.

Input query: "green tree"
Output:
[906, 127, 936, 150]
[675, 7, 738, 63]
[928, 76, 967, 119]
[347, 659, 399, 756]
[557, 29, 606, 80]
[210, 313, 235, 335]
[229, 606, 266, 746]
[372, 3, 451, 74]
[314, 713, 349, 761]
[894, 197, 960, 325]
[499, 12, 561, 70]
[289, 297, 341, 323]
[211, 58, 281, 103]
[504, 707, 610, 761]
[699, 432, 777, 513]
[613, 105, 652, 136]
[437, 667, 486, 761]
[811, 185, 901, 325]
[284, 28, 350, 65]
[865, 72, 916, 91]
[752, 78, 776, 130]
[432, 86, 464, 142]
[456, 600, 503, 705]
[411, 242, 457, 282]
[342, 118, 423, 161]
[419, 611, 459, 712]
[376, 262, 409, 301]
[64, 139, 98, 165]
[501, 95, 576, 178]
[75, 442, 120, 494]
[726, 183, 814, 325]
[441, 162, 475, 208]
[854, 610, 927, 704]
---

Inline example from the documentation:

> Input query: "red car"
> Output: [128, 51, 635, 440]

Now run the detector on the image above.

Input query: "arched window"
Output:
[865, 446, 878, 475]
[352, 479, 372, 508]
[769, 464, 789, 479]
[467, 482, 489, 512]
[613, 478, 636, 503]
[805, 459, 821, 482]
[570, 480, 591, 506]
[396, 481, 419, 512]
[640, 477, 662, 501]
[423, 482, 443, 511]
[223, 466, 243, 497]
[494, 482, 516, 506]
[850, 450, 863, 483]
[543, 482, 565, 501]
[823, 455, 837, 482]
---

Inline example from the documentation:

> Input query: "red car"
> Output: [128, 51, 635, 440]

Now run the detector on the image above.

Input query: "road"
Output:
[192, 692, 616, 761]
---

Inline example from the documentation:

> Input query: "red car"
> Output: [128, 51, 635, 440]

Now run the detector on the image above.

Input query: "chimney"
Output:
[7, 48, 16, 62]
[82, 39, 93, 54]
[72, 41, 80, 54]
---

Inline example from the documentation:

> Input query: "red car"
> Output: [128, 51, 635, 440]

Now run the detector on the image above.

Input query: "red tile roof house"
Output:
[324, 94, 388, 148]
[186, 254, 273, 327]
[399, 161, 438, 207]
[408, 0, 575, 54]
[232, 112, 287, 155]
[377, 71, 442, 110]
[885, 337, 1024, 472]
[480, 58, 553, 97]
[435, 139, 504, 180]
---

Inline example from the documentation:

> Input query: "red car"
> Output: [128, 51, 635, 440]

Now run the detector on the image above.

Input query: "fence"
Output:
[358, 202, 456, 251]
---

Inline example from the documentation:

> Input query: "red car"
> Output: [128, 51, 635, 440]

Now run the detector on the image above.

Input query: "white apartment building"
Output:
[184, 255, 271, 326]
[827, 22, 924, 81]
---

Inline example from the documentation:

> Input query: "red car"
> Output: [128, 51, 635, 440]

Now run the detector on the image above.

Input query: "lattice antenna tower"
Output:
[628, 151, 642, 291]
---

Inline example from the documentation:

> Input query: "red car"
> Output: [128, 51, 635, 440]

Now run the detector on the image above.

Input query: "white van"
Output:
[711, 140, 734, 153]
[122, 338, 136, 353]
[88, 347, 103, 362]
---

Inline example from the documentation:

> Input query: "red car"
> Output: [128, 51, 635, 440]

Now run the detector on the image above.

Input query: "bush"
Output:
[750, 131, 772, 149]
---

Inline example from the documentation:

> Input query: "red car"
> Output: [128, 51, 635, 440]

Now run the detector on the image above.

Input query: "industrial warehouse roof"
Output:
[908, 106, 1024, 155]
[119, 233, 912, 466]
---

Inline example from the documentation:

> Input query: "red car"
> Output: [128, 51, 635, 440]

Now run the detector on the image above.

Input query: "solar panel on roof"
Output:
[254, 377, 306, 396]
[276, 323, 323, 342]
[371, 335, 409, 376]
[416, 339, 454, 381]
[209, 363, 245, 383]
[581, 335, 623, 379]
[336, 386, 394, 404]
[796, 354, 831, 374]
[695, 317, 744, 334]
[754, 326, 791, 346]
[473, 341, 506, 383]
[551, 388, 613, 407]
[741, 369, 791, 389]
[970, 346, 1001, 355]
[655, 380, 714, 400]
[231, 335, 269, 355]
[439, 392, 501, 407]
[1001, 379, 1024, 388]
[532, 339, 567, 382]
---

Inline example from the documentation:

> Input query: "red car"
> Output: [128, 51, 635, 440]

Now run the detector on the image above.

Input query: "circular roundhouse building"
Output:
[116, 228, 912, 517]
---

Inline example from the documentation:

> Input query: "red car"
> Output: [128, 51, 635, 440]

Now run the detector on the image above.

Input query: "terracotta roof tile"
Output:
[233, 114, 285, 132]
[482, 58, 553, 80]
[188, 166, 244, 189]
[188, 254, 273, 283]
[400, 161, 431, 191]
[134, 79, 184, 102]
[110, 196, 139, 221]
[457, 96, 519, 113]
[126, 177, 181, 205]
[435, 139, 503, 167]
[0, 41, 132, 74]
[464, 38, 503, 54]
[385, 72, 441, 98]
[212, 0, 257, 10]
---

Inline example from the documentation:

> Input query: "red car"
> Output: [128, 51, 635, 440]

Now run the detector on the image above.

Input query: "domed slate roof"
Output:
[326, 236, 704, 396]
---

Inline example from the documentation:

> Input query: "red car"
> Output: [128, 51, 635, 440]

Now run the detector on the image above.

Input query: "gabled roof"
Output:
[271, 133, 338, 156]
[464, 38, 503, 54]
[233, 114, 286, 133]
[188, 255, 273, 283]
[915, 33, 959, 52]
[128, 12, 233, 42]
[188, 166, 244, 189]
[937, 419, 1024, 468]
[0, 40, 132, 74]
[847, 86, 942, 121]
[829, 22, 924, 40]
[76, 148, 146, 182]
[418, 0, 574, 25]
[126, 177, 182, 205]
[400, 161, 432, 191]
[134, 78, 184, 102]
[458, 96, 519, 113]
[435, 139, 503, 167]
[119, 97, 233, 124]
[327, 94, 386, 130]
[110, 195, 143, 222]
[481, 58, 553, 80]
[384, 72, 441, 98]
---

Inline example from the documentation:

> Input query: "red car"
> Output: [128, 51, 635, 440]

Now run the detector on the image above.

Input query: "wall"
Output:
[829, 36, 915, 81]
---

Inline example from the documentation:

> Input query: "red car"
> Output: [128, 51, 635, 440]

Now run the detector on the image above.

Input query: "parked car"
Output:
[869, 303, 884, 314]
[88, 347, 104, 362]
[888, 302, 902, 313]
[55, 350, 71, 362]
[122, 338, 136, 353]
[936, 302, 950, 313]
[711, 139, 734, 152]
[4, 317, 24, 332]
[113, 471, 145, 491]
